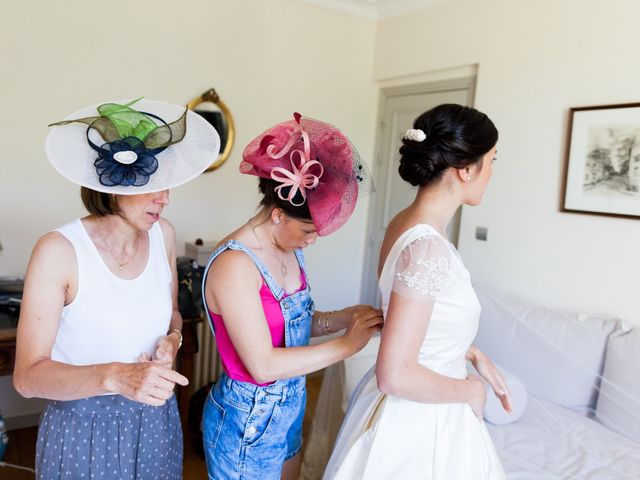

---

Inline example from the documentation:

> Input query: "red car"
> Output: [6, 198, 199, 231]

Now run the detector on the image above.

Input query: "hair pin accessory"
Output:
[403, 128, 427, 142]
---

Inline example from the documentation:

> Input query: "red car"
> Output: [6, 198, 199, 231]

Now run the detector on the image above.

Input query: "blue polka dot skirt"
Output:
[35, 394, 183, 479]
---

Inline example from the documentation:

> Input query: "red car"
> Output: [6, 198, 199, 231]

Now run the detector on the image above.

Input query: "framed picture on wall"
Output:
[562, 102, 640, 219]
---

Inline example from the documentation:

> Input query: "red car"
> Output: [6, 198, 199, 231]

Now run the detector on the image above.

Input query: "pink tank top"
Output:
[208, 272, 307, 386]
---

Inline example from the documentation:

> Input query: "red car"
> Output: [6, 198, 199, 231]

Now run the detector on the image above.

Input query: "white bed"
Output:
[476, 284, 640, 480]
[487, 394, 640, 479]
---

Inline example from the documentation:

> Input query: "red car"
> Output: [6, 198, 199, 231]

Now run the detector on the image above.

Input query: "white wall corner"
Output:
[294, 0, 448, 21]
[376, 0, 448, 20]
[295, 0, 379, 20]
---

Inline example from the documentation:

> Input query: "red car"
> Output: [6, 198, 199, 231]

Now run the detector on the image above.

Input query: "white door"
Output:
[361, 78, 475, 306]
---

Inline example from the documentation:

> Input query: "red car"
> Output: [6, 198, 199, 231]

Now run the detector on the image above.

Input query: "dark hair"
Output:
[398, 104, 498, 187]
[80, 187, 120, 217]
[258, 177, 312, 221]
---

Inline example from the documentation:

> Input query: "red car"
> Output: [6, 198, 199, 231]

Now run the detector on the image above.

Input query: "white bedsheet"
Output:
[487, 394, 640, 480]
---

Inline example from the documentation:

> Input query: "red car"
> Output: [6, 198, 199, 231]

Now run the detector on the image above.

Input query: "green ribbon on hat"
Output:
[49, 97, 187, 149]
[96, 98, 159, 141]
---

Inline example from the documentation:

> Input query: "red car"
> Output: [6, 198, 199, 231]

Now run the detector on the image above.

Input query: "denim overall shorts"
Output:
[201, 239, 314, 479]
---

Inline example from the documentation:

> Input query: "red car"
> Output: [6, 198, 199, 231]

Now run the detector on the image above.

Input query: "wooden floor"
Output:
[0, 373, 323, 479]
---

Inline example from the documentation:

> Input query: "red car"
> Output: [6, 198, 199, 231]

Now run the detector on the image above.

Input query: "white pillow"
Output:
[595, 327, 640, 443]
[468, 363, 527, 425]
[474, 284, 619, 414]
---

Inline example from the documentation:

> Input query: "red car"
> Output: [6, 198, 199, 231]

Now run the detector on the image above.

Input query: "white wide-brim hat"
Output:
[45, 98, 220, 195]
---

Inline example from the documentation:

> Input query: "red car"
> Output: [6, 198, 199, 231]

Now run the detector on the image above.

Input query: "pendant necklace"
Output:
[98, 224, 141, 271]
[248, 219, 287, 277]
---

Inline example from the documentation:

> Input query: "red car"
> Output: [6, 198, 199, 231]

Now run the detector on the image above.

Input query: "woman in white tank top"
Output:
[13, 98, 220, 479]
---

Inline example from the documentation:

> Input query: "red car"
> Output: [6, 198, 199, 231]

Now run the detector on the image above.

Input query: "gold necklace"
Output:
[98, 224, 141, 271]
[248, 219, 287, 277]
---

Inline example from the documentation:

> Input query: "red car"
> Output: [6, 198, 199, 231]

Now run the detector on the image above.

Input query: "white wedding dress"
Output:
[323, 224, 506, 480]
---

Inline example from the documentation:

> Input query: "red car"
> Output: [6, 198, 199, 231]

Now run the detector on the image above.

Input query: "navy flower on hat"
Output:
[93, 137, 160, 187]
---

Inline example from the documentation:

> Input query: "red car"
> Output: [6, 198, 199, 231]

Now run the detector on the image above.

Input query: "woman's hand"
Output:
[105, 362, 188, 407]
[335, 305, 383, 331]
[341, 306, 383, 354]
[465, 374, 488, 420]
[467, 346, 513, 414]
[151, 331, 181, 366]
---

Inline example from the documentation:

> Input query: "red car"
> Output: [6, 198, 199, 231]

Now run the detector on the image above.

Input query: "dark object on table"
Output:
[0, 278, 23, 329]
[177, 256, 205, 319]
[0, 282, 21, 374]
[0, 278, 23, 294]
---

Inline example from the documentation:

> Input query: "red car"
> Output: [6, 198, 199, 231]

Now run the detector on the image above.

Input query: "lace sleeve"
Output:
[392, 234, 452, 301]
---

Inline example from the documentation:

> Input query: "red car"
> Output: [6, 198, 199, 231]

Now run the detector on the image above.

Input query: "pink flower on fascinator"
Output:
[264, 113, 324, 206]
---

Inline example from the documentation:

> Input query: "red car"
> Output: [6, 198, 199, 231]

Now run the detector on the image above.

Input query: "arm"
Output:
[151, 218, 183, 364]
[13, 232, 187, 405]
[311, 305, 381, 337]
[206, 251, 382, 384]
[374, 234, 486, 418]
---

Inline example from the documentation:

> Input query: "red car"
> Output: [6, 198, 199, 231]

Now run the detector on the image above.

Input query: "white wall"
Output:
[373, 0, 640, 326]
[0, 0, 377, 306]
[0, 0, 377, 421]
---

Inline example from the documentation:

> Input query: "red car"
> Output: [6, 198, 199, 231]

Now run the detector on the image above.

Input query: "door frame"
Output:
[360, 76, 477, 305]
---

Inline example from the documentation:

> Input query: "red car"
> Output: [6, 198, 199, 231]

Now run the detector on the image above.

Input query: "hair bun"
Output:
[398, 140, 443, 187]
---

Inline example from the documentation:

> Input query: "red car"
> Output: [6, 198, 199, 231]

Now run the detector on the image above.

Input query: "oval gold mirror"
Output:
[187, 88, 235, 172]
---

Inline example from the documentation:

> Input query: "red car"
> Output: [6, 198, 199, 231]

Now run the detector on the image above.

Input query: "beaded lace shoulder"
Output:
[392, 233, 452, 300]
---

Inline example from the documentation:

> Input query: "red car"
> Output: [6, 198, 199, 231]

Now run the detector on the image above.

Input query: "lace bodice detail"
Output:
[392, 233, 452, 300]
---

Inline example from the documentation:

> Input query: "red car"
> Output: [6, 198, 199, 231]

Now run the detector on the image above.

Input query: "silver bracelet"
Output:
[318, 312, 332, 335]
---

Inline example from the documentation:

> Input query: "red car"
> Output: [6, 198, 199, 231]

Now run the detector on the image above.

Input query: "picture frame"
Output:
[561, 102, 640, 219]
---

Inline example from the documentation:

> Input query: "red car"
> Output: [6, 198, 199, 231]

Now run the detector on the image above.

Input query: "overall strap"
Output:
[201, 240, 286, 337]
[293, 249, 309, 286]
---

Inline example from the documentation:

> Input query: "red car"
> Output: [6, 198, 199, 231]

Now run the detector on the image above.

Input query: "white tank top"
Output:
[51, 219, 173, 366]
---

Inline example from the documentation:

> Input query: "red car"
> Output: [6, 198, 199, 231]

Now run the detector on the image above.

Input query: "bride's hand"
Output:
[467, 346, 513, 414]
[465, 374, 487, 420]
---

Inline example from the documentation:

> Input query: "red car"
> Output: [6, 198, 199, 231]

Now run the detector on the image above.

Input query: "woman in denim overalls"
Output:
[202, 114, 382, 479]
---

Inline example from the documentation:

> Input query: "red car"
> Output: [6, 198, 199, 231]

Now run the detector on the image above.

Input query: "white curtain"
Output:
[301, 362, 346, 479]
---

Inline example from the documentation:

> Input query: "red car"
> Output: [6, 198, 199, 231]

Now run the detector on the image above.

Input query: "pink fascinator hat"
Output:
[241, 113, 372, 236]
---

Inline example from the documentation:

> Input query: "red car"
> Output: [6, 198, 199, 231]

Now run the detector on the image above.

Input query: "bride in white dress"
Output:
[324, 104, 512, 480]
